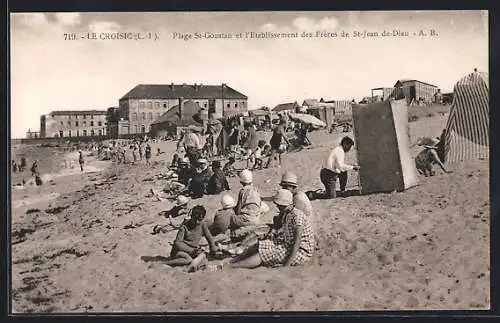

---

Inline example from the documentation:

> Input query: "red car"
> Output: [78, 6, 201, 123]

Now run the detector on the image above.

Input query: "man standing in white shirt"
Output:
[320, 136, 360, 198]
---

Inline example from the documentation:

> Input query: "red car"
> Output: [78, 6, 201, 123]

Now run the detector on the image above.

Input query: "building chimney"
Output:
[178, 97, 184, 118]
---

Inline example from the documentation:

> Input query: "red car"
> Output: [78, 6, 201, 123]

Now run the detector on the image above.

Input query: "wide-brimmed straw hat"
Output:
[280, 171, 298, 187]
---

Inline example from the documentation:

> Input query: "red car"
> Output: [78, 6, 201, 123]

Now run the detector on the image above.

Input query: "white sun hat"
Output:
[221, 195, 236, 209]
[274, 189, 293, 207]
[239, 169, 253, 184]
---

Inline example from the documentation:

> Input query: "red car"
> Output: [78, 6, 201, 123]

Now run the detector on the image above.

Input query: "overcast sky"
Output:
[10, 11, 488, 138]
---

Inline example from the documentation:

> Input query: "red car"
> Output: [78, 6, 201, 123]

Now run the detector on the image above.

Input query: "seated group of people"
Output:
[155, 169, 316, 272]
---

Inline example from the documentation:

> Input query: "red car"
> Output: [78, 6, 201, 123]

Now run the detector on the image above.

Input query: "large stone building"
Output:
[114, 83, 248, 136]
[40, 110, 107, 138]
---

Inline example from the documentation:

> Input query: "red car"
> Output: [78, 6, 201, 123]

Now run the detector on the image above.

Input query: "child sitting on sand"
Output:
[223, 156, 236, 177]
[165, 205, 219, 270]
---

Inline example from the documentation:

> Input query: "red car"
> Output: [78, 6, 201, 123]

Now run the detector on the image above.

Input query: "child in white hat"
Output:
[234, 169, 262, 225]
[208, 195, 237, 237]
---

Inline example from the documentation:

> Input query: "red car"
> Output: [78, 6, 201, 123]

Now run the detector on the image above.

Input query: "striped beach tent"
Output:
[443, 70, 489, 164]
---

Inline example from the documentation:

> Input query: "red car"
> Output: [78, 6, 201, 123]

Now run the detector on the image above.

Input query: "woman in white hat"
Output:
[279, 171, 313, 219]
[234, 169, 262, 225]
[223, 189, 315, 269]
[415, 137, 452, 176]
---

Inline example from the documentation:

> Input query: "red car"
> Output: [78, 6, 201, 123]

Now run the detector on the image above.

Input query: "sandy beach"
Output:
[10, 114, 489, 312]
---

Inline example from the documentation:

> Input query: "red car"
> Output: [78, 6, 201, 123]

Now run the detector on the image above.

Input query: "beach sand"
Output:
[11, 114, 489, 312]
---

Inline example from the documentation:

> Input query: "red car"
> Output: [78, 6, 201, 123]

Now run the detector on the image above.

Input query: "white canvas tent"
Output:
[352, 99, 418, 194]
[443, 71, 489, 164]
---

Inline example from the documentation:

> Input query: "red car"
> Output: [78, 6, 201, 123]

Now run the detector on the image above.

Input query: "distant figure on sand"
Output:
[265, 119, 290, 168]
[30, 160, 39, 177]
[415, 137, 452, 176]
[20, 157, 27, 172]
[78, 150, 85, 172]
[219, 189, 315, 269]
[165, 205, 218, 271]
[320, 136, 360, 198]
[145, 144, 152, 164]
[11, 160, 17, 173]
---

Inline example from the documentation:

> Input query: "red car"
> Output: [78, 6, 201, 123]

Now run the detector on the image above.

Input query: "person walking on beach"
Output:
[30, 160, 39, 177]
[20, 157, 27, 172]
[265, 119, 290, 169]
[145, 144, 152, 165]
[12, 160, 17, 173]
[78, 150, 85, 172]
[320, 136, 359, 199]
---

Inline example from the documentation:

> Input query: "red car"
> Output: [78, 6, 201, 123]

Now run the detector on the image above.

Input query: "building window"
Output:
[91, 115, 94, 119]
[83, 130, 87, 136]
[69, 115, 72, 119]
[59, 130, 64, 137]
[204, 103, 207, 108]
[77, 130, 80, 137]
[227, 103, 230, 108]
[155, 102, 160, 109]
[148, 112, 153, 120]
[147, 102, 152, 109]
[83, 115, 86, 119]
[142, 112, 146, 120]
[68, 121, 71, 126]
[91, 130, 95, 136]
[134, 125, 138, 133]
[163, 103, 167, 108]
[60, 121, 64, 126]
[98, 121, 102, 126]
[83, 121, 87, 125]
[98, 129, 102, 136]
[140, 102, 145, 110]
[76, 121, 79, 127]
[68, 130, 72, 137]
[75, 115, 78, 119]
[141, 125, 145, 133]
[156, 112, 160, 119]
[90, 121, 94, 126]
[235, 103, 238, 108]
[132, 112, 137, 121]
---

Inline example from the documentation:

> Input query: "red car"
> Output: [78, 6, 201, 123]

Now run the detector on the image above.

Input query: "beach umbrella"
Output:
[288, 113, 326, 128]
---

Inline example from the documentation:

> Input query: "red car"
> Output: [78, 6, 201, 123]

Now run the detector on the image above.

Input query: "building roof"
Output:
[394, 79, 438, 88]
[302, 99, 320, 106]
[120, 84, 248, 101]
[272, 102, 299, 112]
[151, 100, 202, 126]
[48, 110, 107, 116]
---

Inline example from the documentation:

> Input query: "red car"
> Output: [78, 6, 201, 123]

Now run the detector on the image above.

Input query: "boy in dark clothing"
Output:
[165, 205, 218, 269]
[30, 160, 39, 177]
[188, 159, 213, 198]
[177, 158, 193, 186]
[223, 156, 236, 177]
[207, 160, 230, 194]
